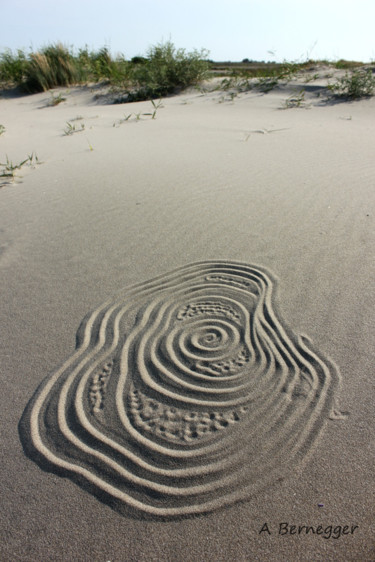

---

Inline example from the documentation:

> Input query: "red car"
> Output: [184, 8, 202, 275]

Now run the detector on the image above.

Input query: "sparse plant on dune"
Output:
[282, 88, 307, 108]
[113, 100, 164, 126]
[113, 114, 132, 127]
[0, 124, 5, 135]
[304, 72, 320, 83]
[217, 61, 300, 96]
[0, 155, 30, 178]
[28, 152, 40, 165]
[151, 97, 164, 117]
[142, 98, 164, 118]
[63, 121, 85, 135]
[217, 91, 239, 103]
[329, 69, 375, 99]
[0, 152, 40, 186]
[48, 92, 66, 106]
[219, 72, 253, 94]
[255, 74, 280, 93]
[254, 61, 301, 93]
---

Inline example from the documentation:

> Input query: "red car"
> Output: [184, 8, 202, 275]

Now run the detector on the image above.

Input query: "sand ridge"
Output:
[20, 261, 341, 518]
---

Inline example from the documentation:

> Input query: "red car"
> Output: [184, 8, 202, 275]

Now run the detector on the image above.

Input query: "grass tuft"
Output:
[22, 44, 80, 92]
[63, 121, 85, 135]
[113, 100, 164, 126]
[48, 92, 66, 106]
[282, 89, 307, 108]
[329, 69, 375, 99]
[0, 152, 40, 186]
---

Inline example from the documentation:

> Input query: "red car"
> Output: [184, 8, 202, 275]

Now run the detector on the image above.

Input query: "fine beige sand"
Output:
[1, 68, 374, 561]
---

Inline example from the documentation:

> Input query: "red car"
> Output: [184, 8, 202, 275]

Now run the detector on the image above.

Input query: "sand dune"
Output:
[1, 69, 375, 560]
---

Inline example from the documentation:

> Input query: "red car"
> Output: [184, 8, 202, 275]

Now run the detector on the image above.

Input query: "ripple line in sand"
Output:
[20, 261, 342, 518]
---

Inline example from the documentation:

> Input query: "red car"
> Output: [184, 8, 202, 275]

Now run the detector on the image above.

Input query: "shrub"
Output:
[335, 59, 363, 70]
[0, 49, 28, 85]
[76, 46, 130, 84]
[131, 41, 210, 99]
[330, 69, 375, 99]
[130, 56, 147, 65]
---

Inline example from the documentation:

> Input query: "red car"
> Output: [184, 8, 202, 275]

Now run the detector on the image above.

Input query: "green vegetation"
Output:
[23, 44, 80, 92]
[48, 92, 66, 106]
[0, 152, 40, 185]
[282, 89, 306, 108]
[255, 74, 280, 93]
[334, 59, 364, 70]
[217, 60, 309, 94]
[113, 99, 164, 126]
[149, 98, 164, 119]
[0, 41, 209, 102]
[329, 69, 375, 99]
[0, 49, 28, 84]
[212, 59, 375, 102]
[0, 124, 5, 135]
[0, 44, 126, 91]
[127, 42, 209, 100]
[1, 45, 373, 103]
[76, 45, 129, 84]
[63, 121, 85, 135]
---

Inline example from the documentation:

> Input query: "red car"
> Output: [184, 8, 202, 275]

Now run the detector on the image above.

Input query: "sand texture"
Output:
[1, 70, 375, 560]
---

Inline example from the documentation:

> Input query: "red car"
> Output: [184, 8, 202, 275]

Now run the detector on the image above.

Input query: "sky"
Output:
[1, 0, 374, 63]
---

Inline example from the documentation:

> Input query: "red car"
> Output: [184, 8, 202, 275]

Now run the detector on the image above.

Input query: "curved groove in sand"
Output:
[23, 261, 341, 517]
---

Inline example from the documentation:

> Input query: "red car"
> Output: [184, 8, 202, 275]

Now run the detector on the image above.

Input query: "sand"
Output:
[1, 69, 374, 561]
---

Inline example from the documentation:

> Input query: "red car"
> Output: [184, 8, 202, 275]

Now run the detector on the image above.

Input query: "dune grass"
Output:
[1, 45, 373, 102]
[0, 44, 127, 91]
[217, 59, 312, 94]
[216, 58, 374, 101]
[0, 42, 210, 101]
[23, 45, 80, 92]
[63, 121, 85, 136]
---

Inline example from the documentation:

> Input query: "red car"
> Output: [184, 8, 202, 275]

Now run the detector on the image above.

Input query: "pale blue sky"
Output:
[1, 0, 374, 62]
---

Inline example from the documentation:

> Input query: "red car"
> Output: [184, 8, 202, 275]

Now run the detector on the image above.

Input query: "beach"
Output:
[1, 69, 374, 560]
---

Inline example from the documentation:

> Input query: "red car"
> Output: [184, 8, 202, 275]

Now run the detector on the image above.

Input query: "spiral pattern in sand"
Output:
[22, 261, 341, 517]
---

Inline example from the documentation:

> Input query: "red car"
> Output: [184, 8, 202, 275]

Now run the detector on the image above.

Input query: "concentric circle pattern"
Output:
[21, 261, 341, 517]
